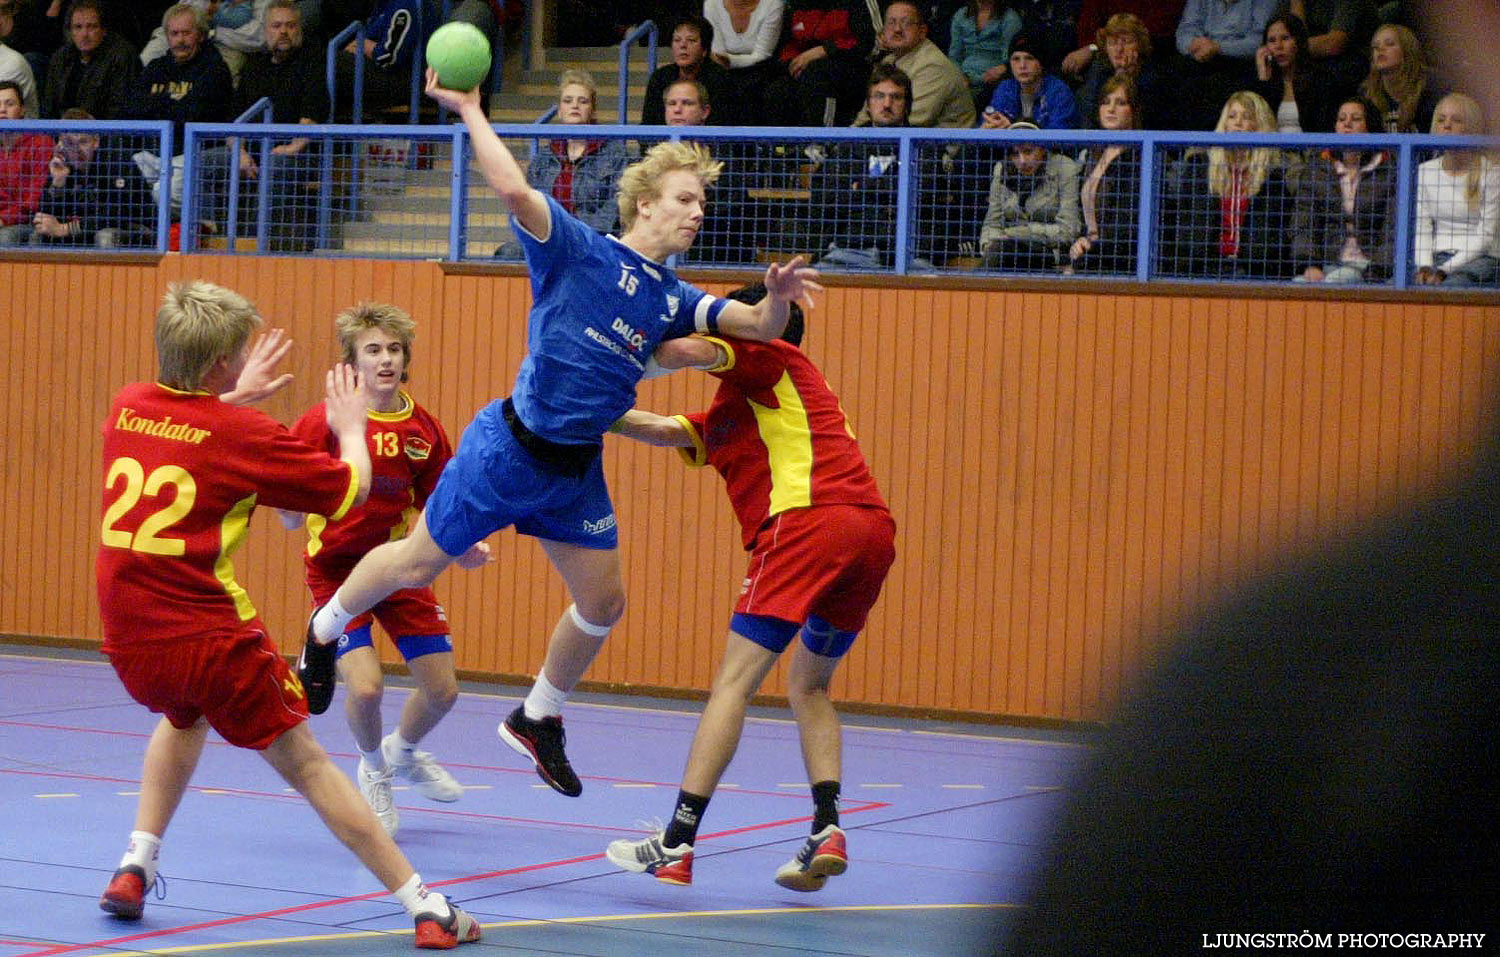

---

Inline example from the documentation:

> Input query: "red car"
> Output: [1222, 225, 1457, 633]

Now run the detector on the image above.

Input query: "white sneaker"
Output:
[383, 733, 463, 803]
[357, 757, 399, 836]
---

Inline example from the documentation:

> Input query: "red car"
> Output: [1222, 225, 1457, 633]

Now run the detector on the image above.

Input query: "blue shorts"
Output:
[423, 400, 619, 555]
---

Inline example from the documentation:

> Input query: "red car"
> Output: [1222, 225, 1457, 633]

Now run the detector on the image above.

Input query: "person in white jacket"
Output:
[1414, 92, 1499, 287]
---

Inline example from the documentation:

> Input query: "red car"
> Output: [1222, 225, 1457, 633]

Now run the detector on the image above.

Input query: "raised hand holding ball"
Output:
[426, 21, 491, 92]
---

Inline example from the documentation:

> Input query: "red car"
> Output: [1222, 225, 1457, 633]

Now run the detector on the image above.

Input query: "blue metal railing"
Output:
[617, 21, 658, 124]
[0, 119, 172, 254]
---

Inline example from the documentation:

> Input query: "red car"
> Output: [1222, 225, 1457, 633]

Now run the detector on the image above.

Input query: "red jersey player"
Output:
[96, 281, 480, 948]
[604, 282, 896, 890]
[283, 303, 489, 837]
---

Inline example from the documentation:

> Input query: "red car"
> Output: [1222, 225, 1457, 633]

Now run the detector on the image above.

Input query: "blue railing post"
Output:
[893, 135, 912, 274]
[449, 126, 469, 260]
[618, 21, 657, 123]
[1393, 139, 1415, 290]
[1135, 137, 1155, 283]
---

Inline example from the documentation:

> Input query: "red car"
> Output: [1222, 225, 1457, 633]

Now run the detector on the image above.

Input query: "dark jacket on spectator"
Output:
[813, 139, 903, 254]
[1291, 149, 1396, 280]
[1252, 64, 1343, 134]
[35, 141, 156, 244]
[128, 45, 234, 153]
[41, 32, 140, 119]
[1072, 145, 1141, 274]
[640, 60, 731, 125]
[235, 43, 332, 126]
[1162, 149, 1291, 279]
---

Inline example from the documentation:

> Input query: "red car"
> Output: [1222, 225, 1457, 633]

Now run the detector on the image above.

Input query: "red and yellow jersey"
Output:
[97, 382, 361, 650]
[676, 337, 888, 550]
[290, 391, 452, 579]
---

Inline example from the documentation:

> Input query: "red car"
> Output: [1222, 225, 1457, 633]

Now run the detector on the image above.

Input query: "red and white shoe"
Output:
[605, 831, 695, 885]
[774, 825, 848, 892]
[413, 903, 481, 949]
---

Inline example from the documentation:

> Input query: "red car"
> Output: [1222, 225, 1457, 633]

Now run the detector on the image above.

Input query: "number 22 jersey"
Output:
[97, 382, 361, 651]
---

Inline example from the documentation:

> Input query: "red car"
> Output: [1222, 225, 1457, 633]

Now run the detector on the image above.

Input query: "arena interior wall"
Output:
[3, 255, 1497, 723]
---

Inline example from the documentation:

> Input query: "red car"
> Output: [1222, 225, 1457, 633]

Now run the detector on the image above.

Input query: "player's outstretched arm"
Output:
[714, 256, 822, 341]
[424, 69, 550, 240]
[610, 409, 694, 447]
[221, 328, 294, 405]
[324, 363, 372, 506]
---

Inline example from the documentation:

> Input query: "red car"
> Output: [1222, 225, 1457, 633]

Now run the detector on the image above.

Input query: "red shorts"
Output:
[306, 568, 449, 640]
[106, 624, 308, 750]
[737, 504, 896, 632]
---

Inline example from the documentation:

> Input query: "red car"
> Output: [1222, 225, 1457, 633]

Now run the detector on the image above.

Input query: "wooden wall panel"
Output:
[3, 255, 1498, 723]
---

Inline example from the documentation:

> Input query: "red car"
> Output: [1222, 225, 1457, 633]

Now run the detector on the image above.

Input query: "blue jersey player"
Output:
[300, 68, 823, 798]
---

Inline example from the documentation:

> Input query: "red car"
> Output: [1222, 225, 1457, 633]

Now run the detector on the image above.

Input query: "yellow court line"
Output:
[71, 903, 1022, 956]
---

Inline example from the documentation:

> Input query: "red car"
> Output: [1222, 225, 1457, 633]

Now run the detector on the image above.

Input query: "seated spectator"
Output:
[1252, 12, 1338, 133]
[1290, 95, 1396, 284]
[979, 121, 1081, 271]
[1359, 23, 1439, 134]
[763, 0, 877, 126]
[199, 0, 327, 250]
[23, 109, 156, 246]
[857, 1, 973, 128]
[1166, 0, 1277, 129]
[1008, 0, 1082, 74]
[981, 32, 1079, 129]
[128, 4, 232, 145]
[3, 0, 66, 81]
[1413, 92, 1499, 287]
[815, 62, 912, 268]
[1069, 73, 1141, 274]
[946, 0, 1022, 112]
[702, 0, 785, 126]
[664, 77, 712, 125]
[0, 77, 51, 243]
[139, 0, 270, 81]
[495, 70, 627, 258]
[641, 14, 729, 125]
[1062, 0, 1183, 79]
[41, 0, 139, 119]
[0, 1, 39, 117]
[1288, 0, 1378, 94]
[333, 0, 437, 121]
[1161, 90, 1291, 279]
[1075, 13, 1163, 129]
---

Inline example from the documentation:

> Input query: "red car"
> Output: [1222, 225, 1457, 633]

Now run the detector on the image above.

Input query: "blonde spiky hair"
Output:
[616, 141, 722, 231]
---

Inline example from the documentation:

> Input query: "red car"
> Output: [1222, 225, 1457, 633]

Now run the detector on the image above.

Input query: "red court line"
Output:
[14, 803, 893, 957]
[0, 724, 859, 801]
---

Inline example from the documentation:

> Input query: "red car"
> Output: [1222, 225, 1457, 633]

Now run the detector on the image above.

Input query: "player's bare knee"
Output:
[421, 677, 459, 714]
[574, 593, 625, 632]
[343, 674, 384, 712]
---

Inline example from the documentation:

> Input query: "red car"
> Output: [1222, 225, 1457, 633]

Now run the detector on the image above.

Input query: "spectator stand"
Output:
[0, 118, 173, 254]
[616, 21, 658, 127]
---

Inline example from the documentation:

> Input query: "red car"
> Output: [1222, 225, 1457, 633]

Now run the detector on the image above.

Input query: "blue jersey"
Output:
[510, 196, 727, 444]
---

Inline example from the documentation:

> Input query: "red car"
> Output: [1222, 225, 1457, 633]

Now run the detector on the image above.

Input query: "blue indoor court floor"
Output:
[0, 645, 1086, 955]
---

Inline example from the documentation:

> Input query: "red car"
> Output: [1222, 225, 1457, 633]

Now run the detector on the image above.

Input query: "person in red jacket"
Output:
[0, 79, 50, 243]
[765, 0, 879, 125]
[604, 282, 896, 890]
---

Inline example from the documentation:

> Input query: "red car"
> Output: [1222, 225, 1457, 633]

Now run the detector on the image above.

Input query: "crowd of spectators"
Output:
[0, 0, 1493, 286]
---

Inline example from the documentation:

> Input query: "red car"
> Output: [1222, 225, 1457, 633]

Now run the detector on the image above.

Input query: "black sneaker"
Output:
[498, 706, 582, 796]
[296, 608, 337, 715]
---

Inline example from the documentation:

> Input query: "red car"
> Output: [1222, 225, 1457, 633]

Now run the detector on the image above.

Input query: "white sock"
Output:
[312, 594, 355, 644]
[522, 669, 568, 721]
[384, 730, 417, 766]
[394, 873, 452, 919]
[359, 746, 386, 771]
[120, 830, 161, 883]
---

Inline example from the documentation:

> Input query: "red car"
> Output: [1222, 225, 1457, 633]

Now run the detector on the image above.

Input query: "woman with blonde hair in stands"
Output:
[1163, 89, 1291, 279]
[1360, 23, 1440, 134]
[1414, 92, 1499, 287]
[495, 69, 628, 258]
